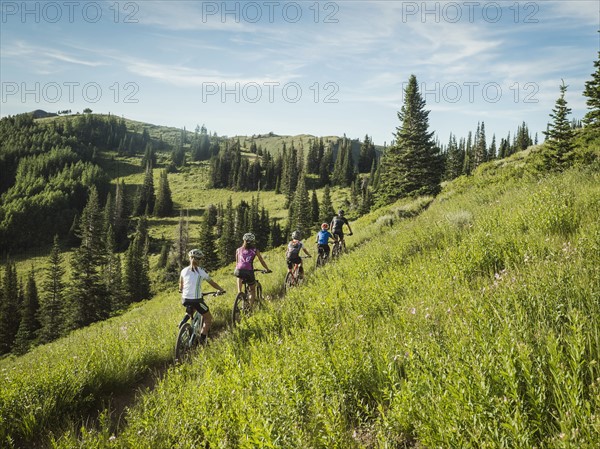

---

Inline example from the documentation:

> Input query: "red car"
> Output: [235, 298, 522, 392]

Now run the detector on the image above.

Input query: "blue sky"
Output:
[1, 1, 598, 146]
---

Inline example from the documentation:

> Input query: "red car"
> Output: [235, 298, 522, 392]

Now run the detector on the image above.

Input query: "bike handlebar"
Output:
[254, 269, 272, 274]
[203, 291, 226, 297]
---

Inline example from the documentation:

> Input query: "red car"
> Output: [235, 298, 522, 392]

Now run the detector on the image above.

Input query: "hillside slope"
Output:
[1, 136, 598, 448]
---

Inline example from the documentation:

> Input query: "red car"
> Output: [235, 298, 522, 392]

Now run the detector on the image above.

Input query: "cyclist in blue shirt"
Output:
[315, 223, 334, 260]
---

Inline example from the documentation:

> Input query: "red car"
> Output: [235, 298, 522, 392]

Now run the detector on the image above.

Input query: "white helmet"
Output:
[188, 249, 204, 260]
[243, 233, 255, 242]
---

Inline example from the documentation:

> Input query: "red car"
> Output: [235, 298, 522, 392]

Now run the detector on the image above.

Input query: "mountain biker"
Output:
[179, 249, 225, 345]
[234, 233, 271, 306]
[315, 223, 334, 260]
[330, 209, 353, 248]
[286, 230, 311, 279]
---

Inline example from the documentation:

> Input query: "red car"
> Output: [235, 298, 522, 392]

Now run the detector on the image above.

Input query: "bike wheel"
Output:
[284, 272, 294, 292]
[316, 254, 324, 267]
[232, 292, 248, 327]
[256, 282, 263, 302]
[332, 244, 339, 259]
[175, 323, 193, 363]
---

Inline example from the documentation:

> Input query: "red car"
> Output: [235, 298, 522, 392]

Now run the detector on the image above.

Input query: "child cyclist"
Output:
[286, 230, 312, 279]
[234, 233, 271, 307]
[315, 223, 334, 260]
[179, 249, 226, 345]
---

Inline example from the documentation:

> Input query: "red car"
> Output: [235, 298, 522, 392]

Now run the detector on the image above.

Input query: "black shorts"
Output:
[287, 256, 302, 269]
[182, 298, 209, 316]
[234, 268, 256, 285]
[318, 244, 330, 255]
[332, 230, 344, 239]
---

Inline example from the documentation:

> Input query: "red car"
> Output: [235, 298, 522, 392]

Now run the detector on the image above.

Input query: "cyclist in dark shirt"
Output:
[330, 209, 353, 245]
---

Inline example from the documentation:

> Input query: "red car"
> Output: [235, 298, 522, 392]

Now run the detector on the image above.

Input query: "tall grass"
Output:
[41, 162, 600, 448]
[2, 141, 599, 447]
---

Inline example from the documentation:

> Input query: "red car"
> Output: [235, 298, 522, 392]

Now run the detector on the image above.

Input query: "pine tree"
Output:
[543, 80, 575, 169]
[38, 235, 66, 343]
[105, 225, 125, 312]
[133, 163, 156, 216]
[113, 180, 129, 249]
[291, 175, 312, 240]
[473, 122, 487, 169]
[444, 134, 463, 180]
[218, 198, 237, 266]
[319, 185, 335, 225]
[310, 190, 320, 224]
[375, 75, 443, 205]
[583, 51, 600, 128]
[124, 216, 151, 303]
[358, 134, 376, 173]
[198, 215, 218, 272]
[154, 169, 174, 217]
[0, 261, 19, 354]
[67, 186, 109, 329]
[13, 268, 41, 355]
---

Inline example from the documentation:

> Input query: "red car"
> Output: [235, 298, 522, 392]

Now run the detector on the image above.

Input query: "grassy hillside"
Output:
[1, 135, 599, 447]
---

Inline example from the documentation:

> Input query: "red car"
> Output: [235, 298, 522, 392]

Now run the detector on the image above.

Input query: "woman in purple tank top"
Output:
[234, 232, 271, 306]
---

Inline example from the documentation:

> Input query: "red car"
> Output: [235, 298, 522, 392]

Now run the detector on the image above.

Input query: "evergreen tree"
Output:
[473, 122, 487, 169]
[13, 268, 41, 354]
[375, 75, 443, 205]
[198, 215, 218, 272]
[444, 133, 463, 180]
[488, 134, 497, 160]
[113, 180, 129, 249]
[133, 163, 155, 216]
[154, 169, 174, 217]
[583, 51, 600, 128]
[218, 198, 237, 266]
[0, 261, 19, 354]
[358, 134, 376, 173]
[105, 225, 125, 312]
[124, 216, 151, 303]
[269, 219, 283, 249]
[290, 175, 312, 239]
[543, 80, 575, 169]
[67, 186, 109, 329]
[319, 185, 335, 225]
[318, 145, 333, 186]
[310, 190, 320, 224]
[165, 211, 190, 281]
[38, 235, 66, 343]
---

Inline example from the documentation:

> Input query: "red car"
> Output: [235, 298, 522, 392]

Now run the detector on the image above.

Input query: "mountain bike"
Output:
[175, 291, 224, 363]
[232, 270, 271, 327]
[331, 234, 351, 259]
[284, 256, 311, 291]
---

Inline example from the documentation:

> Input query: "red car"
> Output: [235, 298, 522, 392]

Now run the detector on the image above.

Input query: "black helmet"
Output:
[338, 209, 344, 215]
[291, 230, 301, 240]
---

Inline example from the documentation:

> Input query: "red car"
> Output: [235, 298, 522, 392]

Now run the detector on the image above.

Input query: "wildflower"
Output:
[109, 435, 117, 442]
[409, 308, 416, 315]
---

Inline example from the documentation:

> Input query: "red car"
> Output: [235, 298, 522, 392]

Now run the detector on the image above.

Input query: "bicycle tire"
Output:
[284, 271, 294, 291]
[256, 281, 263, 302]
[332, 243, 340, 259]
[316, 253, 324, 267]
[175, 323, 193, 363]
[232, 292, 248, 327]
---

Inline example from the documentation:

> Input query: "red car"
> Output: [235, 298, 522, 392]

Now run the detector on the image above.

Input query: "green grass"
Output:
[1, 139, 599, 448]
